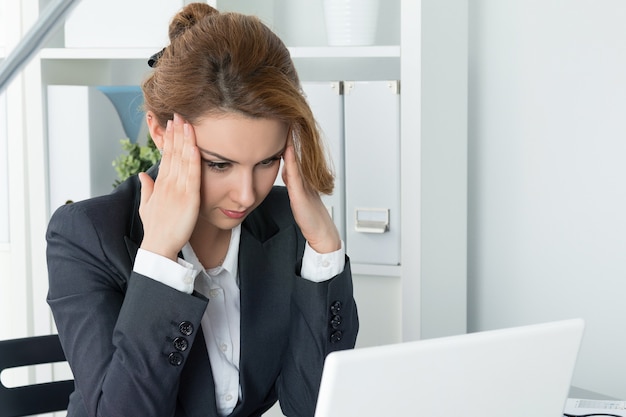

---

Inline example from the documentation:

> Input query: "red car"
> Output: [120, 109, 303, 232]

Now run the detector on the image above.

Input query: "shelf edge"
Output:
[289, 45, 400, 58]
[40, 48, 155, 60]
[40, 45, 401, 60]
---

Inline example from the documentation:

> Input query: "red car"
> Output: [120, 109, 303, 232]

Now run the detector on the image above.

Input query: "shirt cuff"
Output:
[133, 248, 197, 294]
[300, 241, 345, 283]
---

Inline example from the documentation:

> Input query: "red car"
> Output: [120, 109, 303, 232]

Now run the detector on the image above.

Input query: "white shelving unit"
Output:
[2, 0, 468, 353]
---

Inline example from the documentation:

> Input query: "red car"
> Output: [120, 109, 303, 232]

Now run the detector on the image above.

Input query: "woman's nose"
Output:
[231, 171, 255, 208]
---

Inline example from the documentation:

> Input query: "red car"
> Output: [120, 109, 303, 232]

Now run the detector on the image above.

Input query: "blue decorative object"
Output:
[96, 86, 145, 143]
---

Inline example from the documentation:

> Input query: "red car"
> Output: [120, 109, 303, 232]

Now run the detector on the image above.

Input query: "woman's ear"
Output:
[146, 112, 165, 149]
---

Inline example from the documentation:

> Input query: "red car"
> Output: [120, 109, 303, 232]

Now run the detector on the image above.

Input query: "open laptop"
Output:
[314, 318, 585, 417]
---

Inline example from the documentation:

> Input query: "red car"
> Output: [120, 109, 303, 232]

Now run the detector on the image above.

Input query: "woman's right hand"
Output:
[138, 114, 201, 262]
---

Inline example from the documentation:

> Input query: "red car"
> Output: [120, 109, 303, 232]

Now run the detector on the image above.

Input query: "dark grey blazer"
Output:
[46, 168, 358, 417]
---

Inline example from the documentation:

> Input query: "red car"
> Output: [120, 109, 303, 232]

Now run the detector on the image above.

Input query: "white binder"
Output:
[344, 80, 400, 265]
[301, 81, 346, 241]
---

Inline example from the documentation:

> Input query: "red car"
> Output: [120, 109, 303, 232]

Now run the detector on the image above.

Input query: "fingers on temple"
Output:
[284, 144, 304, 190]
[180, 119, 201, 190]
[161, 114, 194, 177]
[157, 119, 173, 177]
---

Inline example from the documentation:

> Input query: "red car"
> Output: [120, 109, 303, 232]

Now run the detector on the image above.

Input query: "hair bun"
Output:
[169, 2, 218, 42]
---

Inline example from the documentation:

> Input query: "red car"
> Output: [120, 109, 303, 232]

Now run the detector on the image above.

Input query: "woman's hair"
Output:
[142, 2, 334, 194]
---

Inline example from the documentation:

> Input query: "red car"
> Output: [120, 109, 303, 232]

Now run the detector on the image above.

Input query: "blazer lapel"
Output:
[234, 216, 301, 414]
[122, 172, 145, 274]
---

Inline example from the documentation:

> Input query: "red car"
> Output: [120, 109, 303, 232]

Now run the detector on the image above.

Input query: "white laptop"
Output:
[314, 318, 585, 417]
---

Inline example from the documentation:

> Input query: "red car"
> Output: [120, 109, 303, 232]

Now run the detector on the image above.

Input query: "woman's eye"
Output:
[206, 161, 231, 172]
[259, 157, 280, 167]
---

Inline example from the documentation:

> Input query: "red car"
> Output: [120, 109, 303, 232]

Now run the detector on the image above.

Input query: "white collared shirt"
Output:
[134, 225, 344, 416]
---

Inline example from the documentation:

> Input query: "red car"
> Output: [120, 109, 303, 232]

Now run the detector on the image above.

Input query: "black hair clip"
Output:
[148, 48, 166, 68]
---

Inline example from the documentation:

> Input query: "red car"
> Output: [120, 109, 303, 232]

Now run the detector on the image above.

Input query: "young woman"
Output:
[46, 3, 358, 417]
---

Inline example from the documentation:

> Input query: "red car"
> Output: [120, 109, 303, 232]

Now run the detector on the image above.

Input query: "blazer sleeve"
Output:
[46, 202, 208, 417]
[276, 257, 359, 417]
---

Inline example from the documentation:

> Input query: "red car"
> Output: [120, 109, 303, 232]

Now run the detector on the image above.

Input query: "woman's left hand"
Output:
[281, 138, 341, 254]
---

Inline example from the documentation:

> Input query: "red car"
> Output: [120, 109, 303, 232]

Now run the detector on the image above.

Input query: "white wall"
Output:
[468, 0, 626, 399]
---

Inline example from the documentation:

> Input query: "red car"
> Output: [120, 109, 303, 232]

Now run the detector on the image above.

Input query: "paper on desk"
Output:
[564, 398, 626, 416]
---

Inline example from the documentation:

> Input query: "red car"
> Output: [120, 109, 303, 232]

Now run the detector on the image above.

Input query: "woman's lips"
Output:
[221, 209, 247, 219]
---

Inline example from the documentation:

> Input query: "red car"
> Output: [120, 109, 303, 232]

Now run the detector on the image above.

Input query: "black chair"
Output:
[0, 334, 74, 417]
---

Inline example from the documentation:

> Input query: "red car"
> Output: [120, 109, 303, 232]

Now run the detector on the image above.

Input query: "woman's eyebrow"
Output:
[197, 146, 285, 163]
[198, 147, 236, 163]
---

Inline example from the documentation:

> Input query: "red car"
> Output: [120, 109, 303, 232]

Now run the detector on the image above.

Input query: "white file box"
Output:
[344, 80, 400, 265]
[47, 85, 147, 215]
[64, 0, 183, 48]
[302, 81, 346, 241]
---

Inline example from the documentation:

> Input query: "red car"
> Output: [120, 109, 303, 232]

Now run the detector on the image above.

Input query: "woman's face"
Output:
[192, 113, 288, 231]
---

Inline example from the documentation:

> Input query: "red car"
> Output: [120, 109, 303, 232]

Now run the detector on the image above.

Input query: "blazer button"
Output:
[330, 301, 342, 316]
[330, 315, 342, 329]
[173, 337, 188, 352]
[179, 321, 194, 336]
[330, 330, 343, 344]
[168, 352, 184, 366]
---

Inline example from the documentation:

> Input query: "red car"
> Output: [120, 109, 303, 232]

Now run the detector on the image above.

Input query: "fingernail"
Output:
[183, 123, 189, 137]
[166, 119, 172, 130]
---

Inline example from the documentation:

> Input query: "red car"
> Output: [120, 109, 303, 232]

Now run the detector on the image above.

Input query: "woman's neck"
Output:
[189, 222, 232, 270]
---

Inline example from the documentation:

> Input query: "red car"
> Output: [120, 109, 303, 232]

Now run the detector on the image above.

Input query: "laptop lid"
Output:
[314, 318, 584, 417]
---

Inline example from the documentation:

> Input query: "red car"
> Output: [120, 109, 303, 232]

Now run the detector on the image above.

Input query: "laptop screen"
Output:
[315, 319, 584, 417]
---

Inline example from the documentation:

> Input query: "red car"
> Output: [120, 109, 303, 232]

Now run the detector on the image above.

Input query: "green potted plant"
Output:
[112, 134, 161, 187]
